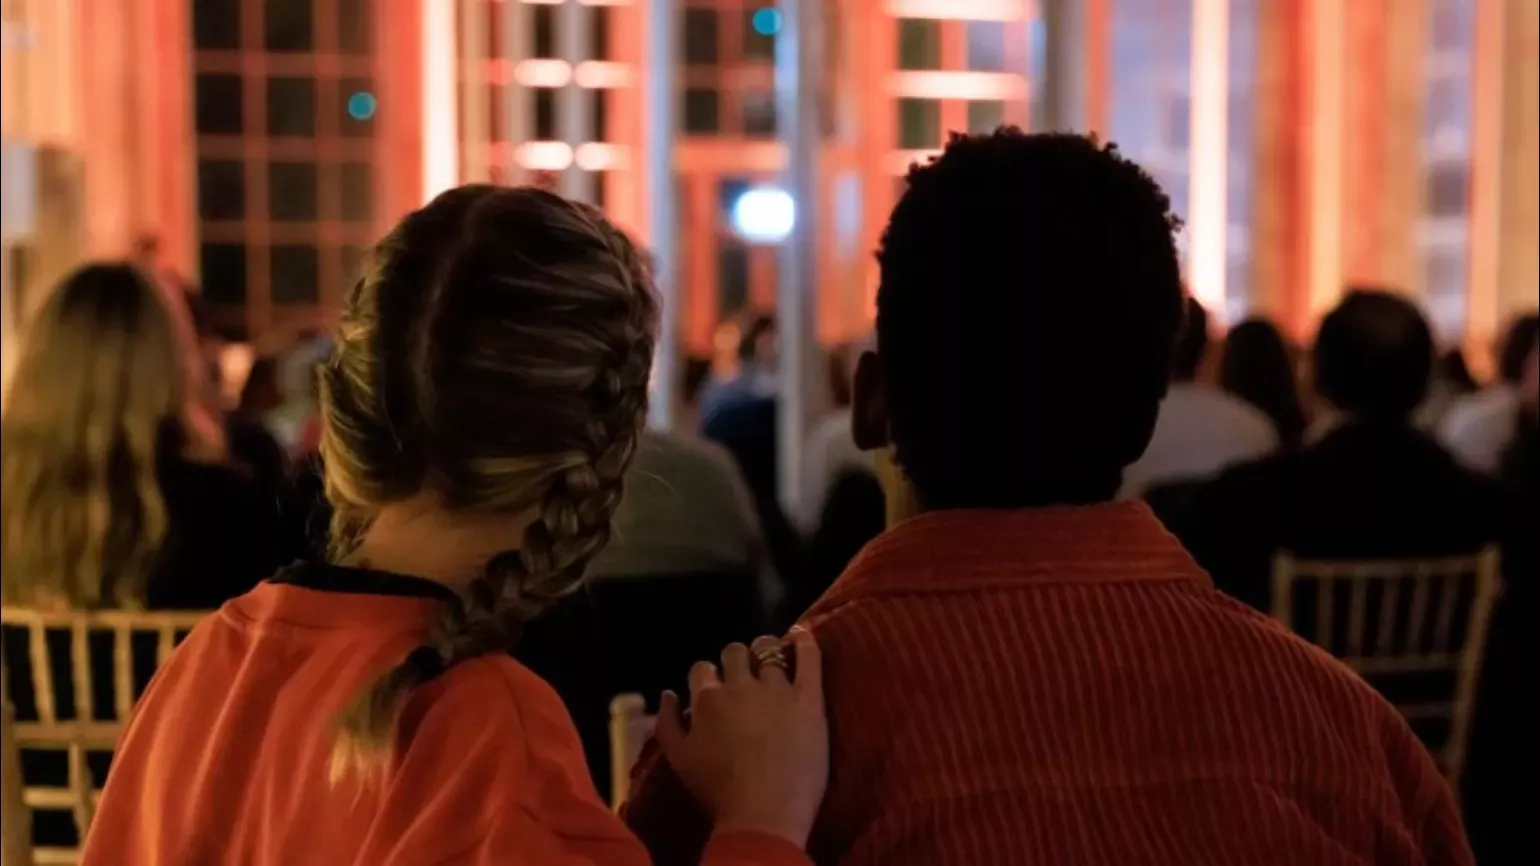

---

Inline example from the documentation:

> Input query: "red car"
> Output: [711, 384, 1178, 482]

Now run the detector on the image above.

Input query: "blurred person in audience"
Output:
[1461, 340, 1539, 866]
[1171, 290, 1502, 614]
[797, 337, 877, 535]
[0, 264, 281, 613]
[1219, 317, 1308, 449]
[701, 314, 779, 422]
[625, 130, 1472, 866]
[1416, 347, 1481, 430]
[1438, 312, 1540, 474]
[226, 355, 289, 495]
[1120, 297, 1277, 497]
[82, 187, 828, 866]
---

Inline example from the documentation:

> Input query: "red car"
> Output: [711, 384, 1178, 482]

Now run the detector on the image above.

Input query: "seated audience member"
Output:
[1439, 312, 1540, 474]
[787, 469, 885, 624]
[700, 314, 779, 421]
[1220, 317, 1308, 449]
[703, 390, 800, 584]
[81, 186, 827, 866]
[0, 264, 282, 613]
[797, 339, 877, 534]
[1416, 348, 1480, 430]
[1461, 342, 1539, 866]
[226, 355, 290, 494]
[1120, 298, 1277, 497]
[625, 131, 1472, 866]
[1172, 290, 1503, 613]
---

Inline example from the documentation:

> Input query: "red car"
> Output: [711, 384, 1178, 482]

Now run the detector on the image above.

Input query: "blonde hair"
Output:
[321, 186, 657, 778]
[1, 264, 187, 608]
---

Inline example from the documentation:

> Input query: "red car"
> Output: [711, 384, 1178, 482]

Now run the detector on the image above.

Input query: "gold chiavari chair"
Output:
[1271, 547, 1501, 789]
[3, 673, 35, 866]
[607, 693, 656, 811]
[0, 608, 205, 865]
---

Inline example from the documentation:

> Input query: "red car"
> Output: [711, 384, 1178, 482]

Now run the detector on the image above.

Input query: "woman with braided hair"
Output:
[81, 186, 828, 866]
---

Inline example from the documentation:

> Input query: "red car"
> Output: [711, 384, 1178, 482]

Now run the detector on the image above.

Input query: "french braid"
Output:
[325, 187, 658, 779]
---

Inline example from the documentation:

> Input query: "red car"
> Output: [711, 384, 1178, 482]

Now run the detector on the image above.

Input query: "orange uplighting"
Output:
[422, 0, 460, 201]
[574, 142, 628, 171]
[517, 141, 576, 171]
[1187, 0, 1229, 316]
[882, 0, 1024, 22]
[515, 59, 573, 87]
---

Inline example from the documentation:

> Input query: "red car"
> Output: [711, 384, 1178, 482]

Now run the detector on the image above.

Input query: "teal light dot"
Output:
[752, 8, 782, 36]
[346, 91, 377, 121]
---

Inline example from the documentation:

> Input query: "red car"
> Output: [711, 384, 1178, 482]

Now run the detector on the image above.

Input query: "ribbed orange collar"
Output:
[806, 502, 1208, 617]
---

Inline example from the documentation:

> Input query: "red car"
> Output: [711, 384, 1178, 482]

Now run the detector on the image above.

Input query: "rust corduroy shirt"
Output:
[626, 503, 1472, 866]
[80, 566, 809, 866]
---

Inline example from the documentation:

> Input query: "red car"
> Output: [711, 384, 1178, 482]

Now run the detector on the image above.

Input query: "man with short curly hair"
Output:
[628, 129, 1471, 866]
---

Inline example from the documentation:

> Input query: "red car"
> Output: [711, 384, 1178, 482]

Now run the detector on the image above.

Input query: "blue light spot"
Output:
[752, 8, 782, 36]
[346, 91, 377, 121]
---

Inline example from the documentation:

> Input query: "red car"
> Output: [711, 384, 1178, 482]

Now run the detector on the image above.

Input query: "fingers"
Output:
[720, 643, 752, 685]
[689, 660, 722, 697]
[786, 626, 822, 695]
[655, 690, 685, 762]
[750, 635, 790, 685]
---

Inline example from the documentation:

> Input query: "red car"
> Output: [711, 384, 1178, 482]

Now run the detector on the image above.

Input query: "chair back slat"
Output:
[2, 606, 206, 863]
[1270, 547, 1501, 789]
[607, 693, 656, 811]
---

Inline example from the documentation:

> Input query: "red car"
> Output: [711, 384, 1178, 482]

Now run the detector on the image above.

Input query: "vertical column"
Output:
[1303, 0, 1345, 321]
[645, 0, 680, 428]
[422, 0, 460, 201]
[1187, 0, 1228, 316]
[377, 0, 426, 230]
[1378, 0, 1427, 295]
[1248, 0, 1303, 328]
[1039, 0, 1086, 131]
[557, 0, 592, 201]
[776, 0, 825, 511]
[1470, 0, 1540, 362]
[501, 0, 532, 187]
[460, 0, 489, 182]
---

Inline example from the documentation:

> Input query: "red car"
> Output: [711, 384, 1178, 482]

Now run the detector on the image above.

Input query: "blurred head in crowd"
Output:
[1498, 312, 1539, 385]
[854, 129, 1183, 510]
[1434, 348, 1479, 395]
[1, 264, 188, 607]
[1172, 297, 1210, 383]
[1221, 318, 1307, 448]
[320, 185, 657, 776]
[1313, 289, 1434, 420]
[739, 313, 778, 370]
[237, 356, 284, 418]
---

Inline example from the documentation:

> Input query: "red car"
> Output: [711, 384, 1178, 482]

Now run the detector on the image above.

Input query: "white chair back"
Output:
[607, 693, 657, 810]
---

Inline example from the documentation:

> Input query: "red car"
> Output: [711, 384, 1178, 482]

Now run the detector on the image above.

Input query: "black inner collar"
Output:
[269, 560, 461, 604]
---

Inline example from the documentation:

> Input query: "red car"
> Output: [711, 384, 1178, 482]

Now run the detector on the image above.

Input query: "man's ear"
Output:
[851, 350, 890, 452]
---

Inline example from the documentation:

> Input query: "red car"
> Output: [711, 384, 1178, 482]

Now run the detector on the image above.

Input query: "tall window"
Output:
[191, 0, 377, 340]
[1109, 0, 1192, 261]
[1225, 0, 1259, 322]
[1421, 0, 1475, 342]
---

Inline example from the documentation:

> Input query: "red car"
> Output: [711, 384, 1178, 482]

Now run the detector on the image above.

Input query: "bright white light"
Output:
[731, 186, 796, 244]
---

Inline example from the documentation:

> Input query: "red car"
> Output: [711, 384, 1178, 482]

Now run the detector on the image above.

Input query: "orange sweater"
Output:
[626, 504, 1472, 866]
[82, 565, 808, 866]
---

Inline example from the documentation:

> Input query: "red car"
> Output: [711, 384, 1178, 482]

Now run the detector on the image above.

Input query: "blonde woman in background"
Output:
[0, 264, 280, 613]
[82, 187, 826, 865]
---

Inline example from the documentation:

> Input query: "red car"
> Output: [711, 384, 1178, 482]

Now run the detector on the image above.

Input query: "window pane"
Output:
[194, 0, 240, 49]
[898, 98, 939, 149]
[196, 75, 243, 135]
[684, 9, 719, 65]
[339, 78, 377, 137]
[271, 245, 320, 304]
[533, 5, 556, 58]
[339, 0, 370, 54]
[967, 101, 1004, 134]
[1428, 163, 1468, 217]
[197, 160, 245, 221]
[743, 10, 776, 60]
[534, 89, 557, 139]
[743, 91, 776, 137]
[269, 162, 319, 221]
[966, 21, 1006, 72]
[683, 89, 720, 134]
[898, 19, 939, 71]
[267, 77, 316, 137]
[200, 243, 247, 305]
[341, 163, 373, 223]
[591, 6, 611, 61]
[265, 0, 313, 52]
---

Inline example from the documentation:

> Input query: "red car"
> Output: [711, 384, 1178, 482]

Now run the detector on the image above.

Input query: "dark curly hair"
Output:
[875, 129, 1184, 509]
[1313, 288, 1433, 419]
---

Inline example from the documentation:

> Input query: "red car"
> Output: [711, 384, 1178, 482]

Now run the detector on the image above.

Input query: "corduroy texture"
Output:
[627, 503, 1472, 866]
